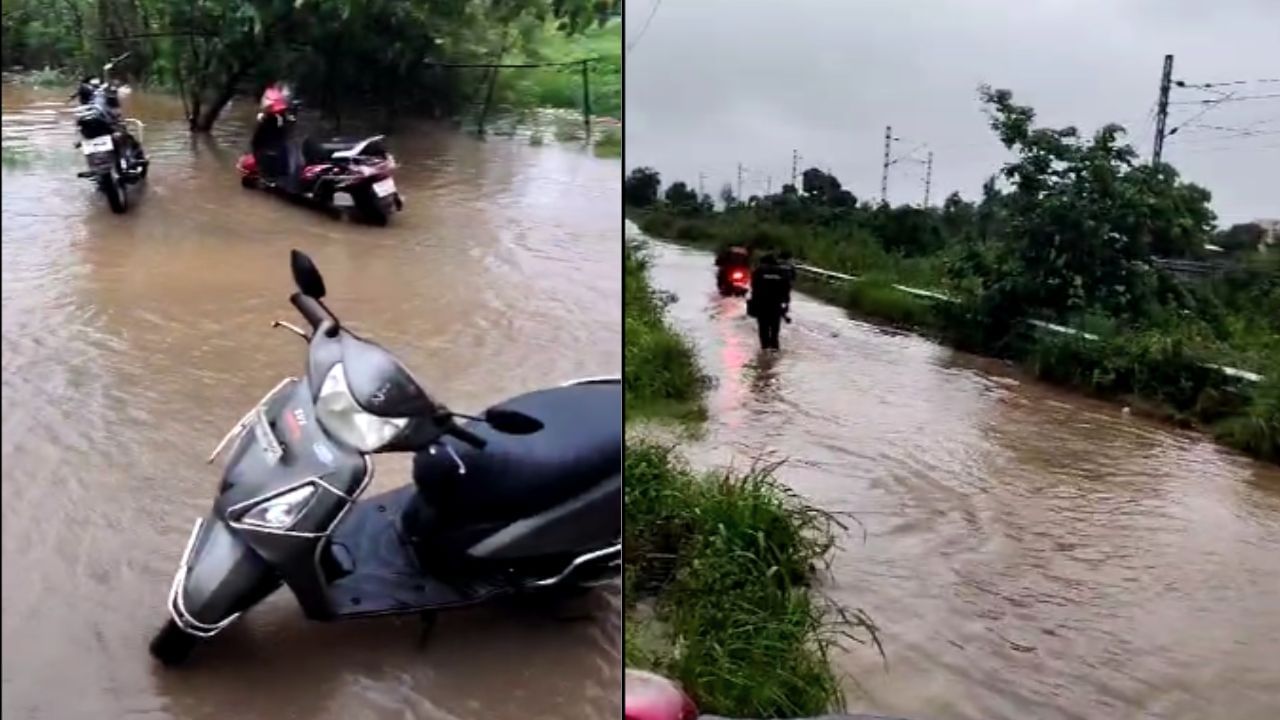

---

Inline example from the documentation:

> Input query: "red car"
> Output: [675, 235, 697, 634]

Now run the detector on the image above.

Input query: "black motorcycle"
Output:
[71, 52, 148, 213]
[149, 250, 621, 666]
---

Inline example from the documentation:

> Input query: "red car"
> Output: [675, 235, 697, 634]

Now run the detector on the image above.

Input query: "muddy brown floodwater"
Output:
[1, 85, 621, 720]
[635, 230, 1280, 720]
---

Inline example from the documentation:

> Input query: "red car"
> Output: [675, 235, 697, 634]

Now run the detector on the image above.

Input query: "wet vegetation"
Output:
[2, 0, 620, 133]
[624, 240, 708, 421]
[624, 241, 878, 717]
[626, 87, 1279, 463]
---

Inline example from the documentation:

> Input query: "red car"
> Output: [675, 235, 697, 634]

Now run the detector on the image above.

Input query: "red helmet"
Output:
[260, 83, 293, 114]
[624, 669, 698, 720]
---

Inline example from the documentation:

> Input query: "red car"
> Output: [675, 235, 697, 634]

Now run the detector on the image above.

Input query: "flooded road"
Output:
[1, 85, 620, 720]
[636, 230, 1280, 720]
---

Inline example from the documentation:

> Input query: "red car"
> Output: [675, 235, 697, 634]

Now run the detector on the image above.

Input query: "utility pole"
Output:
[880, 125, 893, 204]
[923, 151, 934, 207]
[1152, 54, 1174, 164]
[766, 175, 772, 195]
[736, 162, 744, 201]
[698, 172, 706, 197]
[791, 149, 799, 187]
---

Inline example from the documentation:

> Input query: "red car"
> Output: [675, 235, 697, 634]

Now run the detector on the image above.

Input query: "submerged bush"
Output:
[1214, 369, 1280, 461]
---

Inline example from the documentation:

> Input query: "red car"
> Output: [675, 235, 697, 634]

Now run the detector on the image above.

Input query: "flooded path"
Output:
[636, 230, 1280, 720]
[1, 85, 620, 720]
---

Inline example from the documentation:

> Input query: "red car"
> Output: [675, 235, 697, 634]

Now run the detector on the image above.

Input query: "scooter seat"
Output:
[302, 137, 362, 164]
[411, 382, 621, 522]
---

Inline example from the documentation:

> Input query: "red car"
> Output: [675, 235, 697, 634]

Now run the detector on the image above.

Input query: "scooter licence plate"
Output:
[81, 136, 113, 155]
[372, 178, 397, 198]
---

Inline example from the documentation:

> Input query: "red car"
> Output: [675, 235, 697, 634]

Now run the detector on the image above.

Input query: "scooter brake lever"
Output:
[272, 319, 309, 340]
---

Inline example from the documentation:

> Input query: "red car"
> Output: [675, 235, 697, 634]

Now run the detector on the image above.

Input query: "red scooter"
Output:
[237, 83, 403, 225]
[715, 246, 752, 297]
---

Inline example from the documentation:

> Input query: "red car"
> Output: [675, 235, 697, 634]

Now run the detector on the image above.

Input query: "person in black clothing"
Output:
[779, 250, 797, 284]
[748, 254, 792, 350]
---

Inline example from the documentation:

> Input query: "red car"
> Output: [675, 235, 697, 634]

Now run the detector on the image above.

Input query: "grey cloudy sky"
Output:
[625, 0, 1280, 224]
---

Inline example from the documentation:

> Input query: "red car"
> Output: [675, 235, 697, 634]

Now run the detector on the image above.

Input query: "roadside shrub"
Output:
[624, 241, 708, 420]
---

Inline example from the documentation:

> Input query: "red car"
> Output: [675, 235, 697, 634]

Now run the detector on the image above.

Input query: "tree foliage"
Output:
[1, 0, 620, 131]
[953, 86, 1219, 326]
[624, 166, 661, 208]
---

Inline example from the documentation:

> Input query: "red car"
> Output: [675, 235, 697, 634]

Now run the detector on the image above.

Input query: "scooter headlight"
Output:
[315, 363, 409, 452]
[241, 484, 317, 530]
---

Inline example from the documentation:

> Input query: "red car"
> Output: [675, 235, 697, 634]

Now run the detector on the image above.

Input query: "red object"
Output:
[236, 153, 257, 177]
[624, 670, 698, 720]
[730, 269, 746, 282]
[260, 84, 290, 114]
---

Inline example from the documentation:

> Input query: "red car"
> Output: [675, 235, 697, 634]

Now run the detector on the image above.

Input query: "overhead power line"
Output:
[626, 0, 664, 55]
[1170, 93, 1280, 104]
[1175, 78, 1280, 89]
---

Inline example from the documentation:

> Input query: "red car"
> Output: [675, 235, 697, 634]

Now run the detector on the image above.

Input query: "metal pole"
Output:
[1153, 54, 1174, 164]
[581, 60, 592, 137]
[880, 125, 892, 204]
[924, 151, 933, 207]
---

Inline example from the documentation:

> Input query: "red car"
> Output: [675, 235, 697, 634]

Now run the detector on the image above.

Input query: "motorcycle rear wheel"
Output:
[149, 619, 200, 667]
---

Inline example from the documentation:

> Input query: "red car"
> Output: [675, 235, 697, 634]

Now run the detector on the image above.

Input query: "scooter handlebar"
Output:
[290, 293, 337, 337]
[445, 422, 488, 450]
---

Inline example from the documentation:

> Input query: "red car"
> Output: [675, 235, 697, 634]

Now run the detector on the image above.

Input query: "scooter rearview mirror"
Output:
[483, 408, 544, 435]
[290, 249, 327, 299]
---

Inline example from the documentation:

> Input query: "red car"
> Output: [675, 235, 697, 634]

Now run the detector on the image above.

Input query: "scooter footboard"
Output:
[167, 516, 280, 637]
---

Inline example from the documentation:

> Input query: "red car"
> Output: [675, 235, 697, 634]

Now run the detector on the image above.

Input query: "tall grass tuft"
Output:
[625, 442, 881, 718]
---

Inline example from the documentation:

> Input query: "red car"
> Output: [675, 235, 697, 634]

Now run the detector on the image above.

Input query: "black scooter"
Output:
[150, 250, 621, 666]
[71, 52, 148, 213]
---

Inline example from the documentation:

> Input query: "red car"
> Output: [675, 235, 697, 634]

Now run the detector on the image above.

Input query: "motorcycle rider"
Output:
[748, 253, 792, 351]
[251, 83, 299, 185]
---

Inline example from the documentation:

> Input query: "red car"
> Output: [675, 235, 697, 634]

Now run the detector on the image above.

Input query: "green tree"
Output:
[964, 85, 1218, 326]
[625, 166, 661, 208]
[663, 180, 699, 211]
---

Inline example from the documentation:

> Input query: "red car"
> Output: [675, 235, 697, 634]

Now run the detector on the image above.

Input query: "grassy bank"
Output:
[503, 19, 621, 120]
[631, 208, 1279, 464]
[624, 240, 873, 717]
[624, 240, 708, 421]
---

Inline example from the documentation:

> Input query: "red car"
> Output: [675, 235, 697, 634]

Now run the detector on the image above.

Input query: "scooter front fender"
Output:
[167, 515, 280, 637]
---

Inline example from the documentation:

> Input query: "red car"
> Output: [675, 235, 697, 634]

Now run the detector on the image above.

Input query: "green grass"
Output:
[624, 240, 709, 422]
[624, 442, 878, 718]
[499, 19, 621, 119]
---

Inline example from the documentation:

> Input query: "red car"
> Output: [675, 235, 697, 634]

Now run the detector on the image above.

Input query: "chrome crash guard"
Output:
[166, 516, 280, 637]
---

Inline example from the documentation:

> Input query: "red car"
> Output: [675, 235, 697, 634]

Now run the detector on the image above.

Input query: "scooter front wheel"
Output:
[149, 619, 201, 667]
